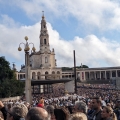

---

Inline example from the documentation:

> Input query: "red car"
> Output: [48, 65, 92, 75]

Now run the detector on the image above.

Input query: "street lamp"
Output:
[73, 50, 77, 94]
[18, 36, 36, 104]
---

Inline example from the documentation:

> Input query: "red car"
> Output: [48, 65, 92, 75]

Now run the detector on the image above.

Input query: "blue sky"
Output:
[1, 0, 120, 71]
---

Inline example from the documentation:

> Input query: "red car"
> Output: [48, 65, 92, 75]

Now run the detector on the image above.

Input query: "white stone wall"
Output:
[0, 96, 21, 101]
[50, 53, 56, 68]
[30, 67, 62, 80]
[30, 55, 42, 68]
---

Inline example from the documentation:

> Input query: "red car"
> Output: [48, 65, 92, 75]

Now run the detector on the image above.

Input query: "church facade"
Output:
[16, 15, 120, 83]
[16, 14, 62, 80]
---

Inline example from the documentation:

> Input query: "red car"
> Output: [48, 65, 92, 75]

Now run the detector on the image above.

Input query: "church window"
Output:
[45, 71, 48, 79]
[57, 71, 60, 74]
[44, 25, 45, 28]
[37, 72, 41, 80]
[32, 72, 36, 79]
[52, 71, 55, 74]
[45, 57, 48, 63]
[44, 39, 46, 44]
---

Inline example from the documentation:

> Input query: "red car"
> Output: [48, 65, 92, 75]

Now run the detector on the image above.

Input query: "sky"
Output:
[1, 0, 120, 71]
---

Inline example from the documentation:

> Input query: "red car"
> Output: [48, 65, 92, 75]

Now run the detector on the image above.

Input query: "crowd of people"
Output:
[0, 83, 120, 120]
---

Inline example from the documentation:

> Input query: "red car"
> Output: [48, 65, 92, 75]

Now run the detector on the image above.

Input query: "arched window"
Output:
[45, 71, 49, 79]
[37, 72, 41, 80]
[44, 39, 46, 44]
[45, 57, 48, 63]
[52, 71, 55, 74]
[57, 71, 60, 74]
[57, 71, 60, 79]
[52, 71, 55, 79]
[32, 72, 36, 80]
[44, 25, 45, 28]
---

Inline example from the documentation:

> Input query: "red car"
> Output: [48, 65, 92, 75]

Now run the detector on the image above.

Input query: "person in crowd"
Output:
[74, 101, 87, 114]
[54, 107, 69, 120]
[7, 104, 12, 112]
[101, 106, 117, 120]
[26, 107, 49, 120]
[7, 103, 28, 120]
[106, 103, 112, 107]
[87, 97, 102, 120]
[114, 99, 120, 120]
[24, 102, 31, 110]
[37, 98, 44, 108]
[0, 111, 4, 120]
[67, 106, 73, 114]
[45, 105, 56, 120]
[69, 112, 87, 120]
[87, 101, 94, 117]
[0, 101, 7, 120]
[0, 100, 28, 120]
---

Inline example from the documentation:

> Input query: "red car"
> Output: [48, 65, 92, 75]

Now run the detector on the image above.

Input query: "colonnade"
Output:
[17, 68, 120, 81]
[79, 70, 120, 81]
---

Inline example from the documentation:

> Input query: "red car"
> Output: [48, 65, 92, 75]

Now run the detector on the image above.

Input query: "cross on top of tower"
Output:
[42, 11, 45, 19]
[42, 11, 44, 15]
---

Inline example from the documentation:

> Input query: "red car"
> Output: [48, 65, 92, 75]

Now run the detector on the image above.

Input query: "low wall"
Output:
[0, 96, 21, 101]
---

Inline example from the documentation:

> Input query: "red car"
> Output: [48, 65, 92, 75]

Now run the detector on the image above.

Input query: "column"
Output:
[35, 73, 37, 80]
[81, 71, 85, 81]
[22, 74, 24, 79]
[110, 71, 112, 79]
[89, 71, 91, 80]
[84, 72, 86, 80]
[25, 51, 32, 104]
[100, 71, 101, 80]
[17, 74, 20, 80]
[94, 71, 96, 80]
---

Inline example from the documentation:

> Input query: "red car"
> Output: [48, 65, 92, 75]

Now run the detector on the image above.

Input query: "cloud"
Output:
[0, 15, 120, 71]
[0, 15, 20, 28]
[47, 22, 120, 68]
[4, 0, 120, 31]
[0, 15, 40, 62]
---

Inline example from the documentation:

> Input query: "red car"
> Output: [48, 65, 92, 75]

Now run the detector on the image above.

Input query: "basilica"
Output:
[16, 14, 120, 86]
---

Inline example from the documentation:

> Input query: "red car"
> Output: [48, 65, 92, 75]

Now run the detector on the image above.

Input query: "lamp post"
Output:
[18, 36, 36, 103]
[73, 50, 77, 94]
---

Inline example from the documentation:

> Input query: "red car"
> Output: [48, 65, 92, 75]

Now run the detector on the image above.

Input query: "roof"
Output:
[21, 79, 73, 85]
[79, 66, 120, 71]
[31, 79, 73, 85]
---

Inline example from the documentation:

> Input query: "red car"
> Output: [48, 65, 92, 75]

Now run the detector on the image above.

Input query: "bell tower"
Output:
[39, 11, 50, 54]
[25, 11, 57, 70]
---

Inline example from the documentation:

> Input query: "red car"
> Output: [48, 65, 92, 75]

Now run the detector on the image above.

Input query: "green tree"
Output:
[79, 65, 89, 68]
[0, 56, 25, 98]
[61, 67, 72, 71]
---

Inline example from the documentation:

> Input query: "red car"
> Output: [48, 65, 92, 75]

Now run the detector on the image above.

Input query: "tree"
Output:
[61, 67, 72, 71]
[0, 56, 25, 98]
[79, 65, 89, 68]
[0, 57, 15, 81]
